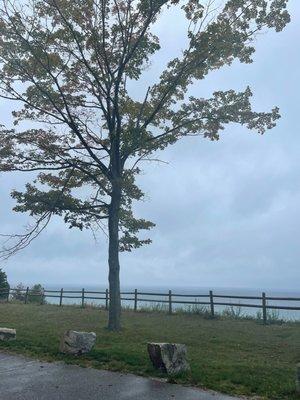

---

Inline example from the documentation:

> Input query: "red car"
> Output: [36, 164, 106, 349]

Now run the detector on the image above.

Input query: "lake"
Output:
[40, 284, 300, 321]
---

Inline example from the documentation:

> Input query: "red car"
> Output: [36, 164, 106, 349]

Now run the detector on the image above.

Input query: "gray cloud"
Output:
[0, 3, 299, 291]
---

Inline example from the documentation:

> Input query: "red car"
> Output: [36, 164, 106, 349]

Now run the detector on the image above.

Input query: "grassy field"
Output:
[0, 303, 299, 399]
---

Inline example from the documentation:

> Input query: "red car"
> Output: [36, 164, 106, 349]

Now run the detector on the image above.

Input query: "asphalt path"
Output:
[0, 352, 243, 400]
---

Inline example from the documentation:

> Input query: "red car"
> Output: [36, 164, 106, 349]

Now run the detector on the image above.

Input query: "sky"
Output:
[0, 2, 299, 291]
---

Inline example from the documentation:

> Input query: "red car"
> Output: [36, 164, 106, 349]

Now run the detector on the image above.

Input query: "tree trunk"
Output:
[107, 181, 121, 331]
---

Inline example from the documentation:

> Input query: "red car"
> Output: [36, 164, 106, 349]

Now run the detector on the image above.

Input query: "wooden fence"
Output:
[1, 287, 300, 324]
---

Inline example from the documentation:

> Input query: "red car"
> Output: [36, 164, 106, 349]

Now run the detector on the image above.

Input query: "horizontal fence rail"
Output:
[0, 287, 299, 324]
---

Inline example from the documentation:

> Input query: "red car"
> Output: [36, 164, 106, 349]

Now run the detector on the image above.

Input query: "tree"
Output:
[0, 268, 9, 299]
[28, 283, 45, 304]
[0, 0, 290, 330]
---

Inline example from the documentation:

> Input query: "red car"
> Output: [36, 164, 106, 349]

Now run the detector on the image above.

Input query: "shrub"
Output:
[11, 282, 26, 302]
[222, 305, 244, 319]
[0, 268, 10, 300]
[28, 284, 46, 304]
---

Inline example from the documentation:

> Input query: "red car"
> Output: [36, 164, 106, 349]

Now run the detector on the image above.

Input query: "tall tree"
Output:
[0, 0, 290, 330]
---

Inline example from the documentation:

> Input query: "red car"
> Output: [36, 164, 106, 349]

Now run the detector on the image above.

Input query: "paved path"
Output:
[0, 352, 241, 400]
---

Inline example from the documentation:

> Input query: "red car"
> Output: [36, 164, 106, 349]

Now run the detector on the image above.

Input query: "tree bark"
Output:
[107, 181, 121, 331]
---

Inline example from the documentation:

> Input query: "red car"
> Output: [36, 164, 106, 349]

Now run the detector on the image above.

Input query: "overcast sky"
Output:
[0, 2, 299, 291]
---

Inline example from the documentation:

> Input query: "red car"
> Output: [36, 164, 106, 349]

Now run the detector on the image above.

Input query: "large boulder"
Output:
[147, 342, 190, 375]
[59, 330, 96, 355]
[0, 328, 16, 341]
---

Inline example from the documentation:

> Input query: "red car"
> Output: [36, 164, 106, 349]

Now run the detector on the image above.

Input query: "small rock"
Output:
[59, 330, 96, 355]
[0, 328, 16, 341]
[147, 343, 190, 375]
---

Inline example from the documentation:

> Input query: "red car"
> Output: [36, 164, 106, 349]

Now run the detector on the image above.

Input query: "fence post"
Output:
[209, 290, 215, 318]
[262, 292, 267, 325]
[40, 289, 45, 305]
[168, 290, 172, 315]
[134, 289, 138, 311]
[24, 287, 29, 304]
[81, 288, 85, 308]
[105, 289, 109, 310]
[6, 288, 10, 302]
[59, 288, 63, 307]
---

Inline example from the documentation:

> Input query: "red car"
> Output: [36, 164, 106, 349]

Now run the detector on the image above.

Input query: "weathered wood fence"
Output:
[1, 287, 300, 324]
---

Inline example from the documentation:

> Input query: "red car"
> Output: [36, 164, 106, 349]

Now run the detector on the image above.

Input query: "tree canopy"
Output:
[0, 268, 9, 299]
[0, 0, 290, 329]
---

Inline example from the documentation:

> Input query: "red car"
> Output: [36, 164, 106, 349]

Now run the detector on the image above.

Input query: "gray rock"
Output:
[60, 330, 96, 355]
[0, 328, 16, 341]
[147, 343, 190, 375]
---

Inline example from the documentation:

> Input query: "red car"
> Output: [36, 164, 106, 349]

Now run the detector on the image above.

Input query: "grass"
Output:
[0, 302, 299, 399]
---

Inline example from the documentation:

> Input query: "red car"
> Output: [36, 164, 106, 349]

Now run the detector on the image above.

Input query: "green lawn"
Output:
[0, 303, 299, 399]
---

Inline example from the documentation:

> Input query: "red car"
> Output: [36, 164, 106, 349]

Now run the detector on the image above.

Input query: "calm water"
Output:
[42, 285, 300, 321]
